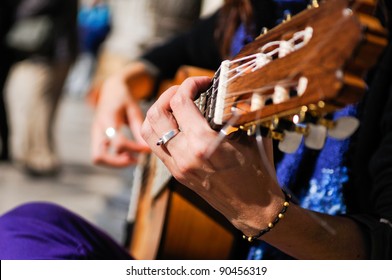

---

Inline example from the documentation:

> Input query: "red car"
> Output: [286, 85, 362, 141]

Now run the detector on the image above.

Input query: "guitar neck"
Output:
[195, 0, 387, 144]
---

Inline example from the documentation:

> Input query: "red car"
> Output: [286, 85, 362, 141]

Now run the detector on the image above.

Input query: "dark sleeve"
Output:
[15, 0, 66, 18]
[349, 214, 392, 259]
[0, 0, 18, 40]
[345, 31, 392, 259]
[140, 12, 222, 80]
[13, 0, 78, 60]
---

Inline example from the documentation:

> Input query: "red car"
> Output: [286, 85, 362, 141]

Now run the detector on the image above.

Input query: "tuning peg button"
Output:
[327, 116, 359, 139]
[304, 124, 327, 150]
[283, 10, 292, 22]
[278, 130, 303, 153]
[308, 0, 319, 8]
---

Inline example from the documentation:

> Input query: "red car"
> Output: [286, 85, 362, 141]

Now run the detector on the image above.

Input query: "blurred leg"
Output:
[0, 202, 133, 260]
[22, 59, 70, 175]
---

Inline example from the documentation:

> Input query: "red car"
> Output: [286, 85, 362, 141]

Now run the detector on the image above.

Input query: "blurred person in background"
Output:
[86, 0, 206, 110]
[0, 0, 78, 175]
[65, 0, 111, 99]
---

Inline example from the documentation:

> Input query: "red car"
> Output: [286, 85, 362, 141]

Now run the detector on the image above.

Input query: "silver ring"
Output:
[105, 127, 117, 139]
[156, 129, 180, 146]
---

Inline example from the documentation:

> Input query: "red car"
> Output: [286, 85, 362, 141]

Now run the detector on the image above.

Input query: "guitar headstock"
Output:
[204, 0, 387, 152]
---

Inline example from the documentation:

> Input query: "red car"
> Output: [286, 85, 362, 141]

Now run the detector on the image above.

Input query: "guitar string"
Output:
[202, 114, 241, 160]
[224, 80, 298, 99]
[197, 41, 282, 112]
[223, 27, 313, 87]
[220, 10, 352, 117]
[222, 27, 313, 100]
[197, 43, 281, 116]
[198, 71, 296, 117]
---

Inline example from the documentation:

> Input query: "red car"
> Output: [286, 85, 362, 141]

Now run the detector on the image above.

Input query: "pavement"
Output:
[0, 61, 133, 244]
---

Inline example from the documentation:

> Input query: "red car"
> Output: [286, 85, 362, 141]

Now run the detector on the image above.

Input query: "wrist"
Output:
[241, 189, 291, 242]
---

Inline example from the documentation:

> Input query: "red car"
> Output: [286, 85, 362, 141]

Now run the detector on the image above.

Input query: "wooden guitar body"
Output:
[129, 155, 247, 260]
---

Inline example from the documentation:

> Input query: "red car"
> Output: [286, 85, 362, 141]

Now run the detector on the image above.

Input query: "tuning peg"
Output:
[264, 118, 304, 153]
[297, 77, 308, 96]
[278, 130, 303, 153]
[308, 0, 319, 9]
[325, 116, 360, 140]
[304, 123, 327, 150]
[220, 125, 239, 136]
[246, 124, 257, 136]
[256, 27, 269, 40]
[273, 85, 290, 103]
[283, 10, 292, 22]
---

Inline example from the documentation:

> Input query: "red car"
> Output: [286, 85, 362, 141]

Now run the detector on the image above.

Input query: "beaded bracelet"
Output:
[243, 190, 291, 242]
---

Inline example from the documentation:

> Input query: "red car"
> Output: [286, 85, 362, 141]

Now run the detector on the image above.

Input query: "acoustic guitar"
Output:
[127, 0, 387, 260]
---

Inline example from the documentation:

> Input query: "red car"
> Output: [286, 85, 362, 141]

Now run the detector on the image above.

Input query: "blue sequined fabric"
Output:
[301, 166, 348, 215]
[247, 105, 357, 260]
[231, 23, 254, 56]
[296, 108, 358, 216]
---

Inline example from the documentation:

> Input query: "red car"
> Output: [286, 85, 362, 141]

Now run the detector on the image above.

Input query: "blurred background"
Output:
[0, 0, 223, 244]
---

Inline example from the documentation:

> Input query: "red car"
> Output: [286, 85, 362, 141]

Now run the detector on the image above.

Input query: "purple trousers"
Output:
[0, 202, 133, 260]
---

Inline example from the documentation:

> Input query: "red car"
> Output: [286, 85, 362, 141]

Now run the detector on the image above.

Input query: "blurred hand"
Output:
[91, 67, 150, 168]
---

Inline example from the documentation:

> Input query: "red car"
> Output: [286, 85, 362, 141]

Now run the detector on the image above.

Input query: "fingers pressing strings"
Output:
[164, 77, 216, 160]
[143, 85, 179, 147]
[168, 77, 225, 164]
[142, 84, 192, 174]
[169, 77, 212, 134]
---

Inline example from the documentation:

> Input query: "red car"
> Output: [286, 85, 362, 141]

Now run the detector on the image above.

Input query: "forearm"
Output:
[95, 61, 154, 127]
[120, 61, 155, 100]
[259, 203, 368, 259]
[92, 61, 152, 167]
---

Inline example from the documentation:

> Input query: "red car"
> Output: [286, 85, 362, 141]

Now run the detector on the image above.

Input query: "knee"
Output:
[1, 202, 66, 219]
[0, 202, 85, 260]
[0, 202, 79, 230]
